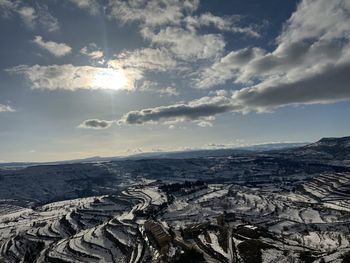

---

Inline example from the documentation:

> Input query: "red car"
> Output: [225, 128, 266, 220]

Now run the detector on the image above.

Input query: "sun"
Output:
[93, 68, 128, 91]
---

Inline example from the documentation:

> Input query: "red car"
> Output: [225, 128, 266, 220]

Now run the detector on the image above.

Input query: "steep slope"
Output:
[286, 136, 350, 160]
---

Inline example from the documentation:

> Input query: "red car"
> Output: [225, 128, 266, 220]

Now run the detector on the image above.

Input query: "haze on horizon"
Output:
[1, 0, 350, 162]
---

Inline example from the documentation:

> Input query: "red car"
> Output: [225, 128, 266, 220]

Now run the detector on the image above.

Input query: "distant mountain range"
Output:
[124, 142, 308, 159]
[0, 142, 308, 167]
[2, 137, 350, 167]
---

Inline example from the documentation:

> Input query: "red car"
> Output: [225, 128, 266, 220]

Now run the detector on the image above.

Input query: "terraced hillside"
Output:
[1, 173, 350, 262]
[0, 185, 163, 263]
[1, 137, 350, 262]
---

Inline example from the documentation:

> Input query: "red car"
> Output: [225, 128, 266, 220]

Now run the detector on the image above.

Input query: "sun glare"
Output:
[93, 68, 128, 91]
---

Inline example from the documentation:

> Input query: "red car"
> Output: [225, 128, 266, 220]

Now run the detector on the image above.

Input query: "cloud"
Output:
[156, 87, 179, 96]
[105, 0, 262, 89]
[1, 2, 59, 31]
[35, 4, 60, 32]
[68, 0, 100, 15]
[80, 43, 104, 60]
[107, 0, 257, 37]
[17, 6, 36, 28]
[8, 0, 350, 129]
[79, 119, 114, 129]
[119, 96, 238, 125]
[0, 0, 16, 17]
[138, 80, 179, 96]
[195, 47, 265, 89]
[185, 13, 260, 37]
[195, 0, 350, 111]
[231, 0, 350, 110]
[32, 36, 72, 57]
[108, 1, 237, 61]
[111, 48, 177, 71]
[142, 26, 225, 60]
[197, 121, 213, 127]
[0, 104, 15, 112]
[108, 0, 199, 27]
[277, 0, 350, 44]
[106, 48, 179, 91]
[118, 56, 350, 125]
[233, 61, 350, 111]
[7, 64, 133, 91]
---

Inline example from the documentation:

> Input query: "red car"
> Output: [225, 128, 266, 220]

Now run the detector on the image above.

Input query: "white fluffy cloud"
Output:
[277, 0, 350, 44]
[185, 13, 260, 37]
[107, 0, 258, 37]
[138, 80, 179, 96]
[80, 43, 104, 60]
[142, 26, 225, 60]
[195, 47, 265, 89]
[107, 0, 259, 62]
[68, 0, 100, 15]
[108, 0, 199, 27]
[17, 6, 36, 28]
[33, 36, 72, 57]
[111, 48, 177, 71]
[0, 104, 15, 113]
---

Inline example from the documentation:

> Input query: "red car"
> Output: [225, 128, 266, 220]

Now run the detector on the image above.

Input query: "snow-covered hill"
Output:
[0, 136, 350, 262]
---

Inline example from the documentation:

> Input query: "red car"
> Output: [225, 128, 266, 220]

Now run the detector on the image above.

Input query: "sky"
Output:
[1, 0, 350, 162]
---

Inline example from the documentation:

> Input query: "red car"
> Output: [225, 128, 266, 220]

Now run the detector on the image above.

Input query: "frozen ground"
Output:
[1, 138, 350, 262]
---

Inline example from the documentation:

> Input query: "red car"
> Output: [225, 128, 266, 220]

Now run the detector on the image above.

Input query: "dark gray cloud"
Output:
[120, 60, 350, 125]
[119, 96, 238, 124]
[234, 61, 350, 109]
[79, 119, 113, 129]
[245, 40, 345, 81]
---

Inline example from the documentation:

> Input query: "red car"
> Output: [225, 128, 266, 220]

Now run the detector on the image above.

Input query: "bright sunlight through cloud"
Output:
[93, 68, 128, 91]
